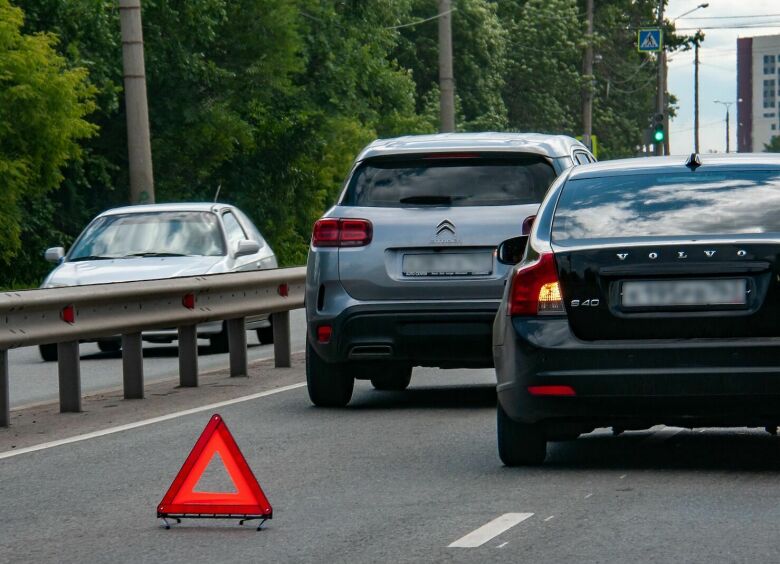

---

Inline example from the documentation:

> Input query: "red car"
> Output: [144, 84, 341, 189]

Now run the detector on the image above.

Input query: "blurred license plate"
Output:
[622, 279, 747, 307]
[403, 252, 492, 277]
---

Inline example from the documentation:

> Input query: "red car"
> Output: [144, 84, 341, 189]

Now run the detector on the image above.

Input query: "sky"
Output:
[667, 0, 780, 154]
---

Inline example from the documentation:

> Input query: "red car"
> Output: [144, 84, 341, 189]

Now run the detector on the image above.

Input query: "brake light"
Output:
[312, 218, 372, 247]
[422, 152, 480, 159]
[509, 252, 565, 316]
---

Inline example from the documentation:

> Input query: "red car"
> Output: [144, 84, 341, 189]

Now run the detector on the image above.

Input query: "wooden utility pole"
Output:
[438, 0, 455, 133]
[119, 0, 155, 204]
[581, 0, 594, 151]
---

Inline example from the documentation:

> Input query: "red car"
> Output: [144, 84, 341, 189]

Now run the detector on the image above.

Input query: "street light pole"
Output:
[655, 0, 665, 156]
[714, 100, 734, 153]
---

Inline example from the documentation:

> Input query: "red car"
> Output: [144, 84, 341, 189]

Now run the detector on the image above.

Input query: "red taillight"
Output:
[521, 215, 536, 236]
[508, 252, 564, 316]
[312, 218, 372, 247]
[317, 325, 333, 343]
[527, 385, 576, 397]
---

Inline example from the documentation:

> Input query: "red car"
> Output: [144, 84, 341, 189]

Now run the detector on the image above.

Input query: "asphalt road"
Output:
[3, 365, 780, 563]
[7, 309, 307, 408]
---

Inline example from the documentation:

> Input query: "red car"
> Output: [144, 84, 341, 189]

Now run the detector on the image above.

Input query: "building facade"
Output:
[737, 34, 780, 152]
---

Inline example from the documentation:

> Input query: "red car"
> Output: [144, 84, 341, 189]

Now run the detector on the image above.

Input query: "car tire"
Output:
[256, 325, 274, 345]
[306, 341, 354, 407]
[39, 343, 58, 362]
[370, 365, 412, 391]
[209, 324, 229, 353]
[97, 340, 121, 353]
[497, 402, 547, 466]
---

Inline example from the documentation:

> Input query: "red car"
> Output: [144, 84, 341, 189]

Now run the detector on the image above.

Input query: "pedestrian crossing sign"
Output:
[638, 29, 662, 52]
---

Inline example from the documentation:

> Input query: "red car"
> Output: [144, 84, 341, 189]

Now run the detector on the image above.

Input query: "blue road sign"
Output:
[638, 29, 663, 53]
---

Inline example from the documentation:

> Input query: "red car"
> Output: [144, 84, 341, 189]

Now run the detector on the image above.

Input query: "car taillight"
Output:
[509, 252, 565, 316]
[312, 218, 372, 247]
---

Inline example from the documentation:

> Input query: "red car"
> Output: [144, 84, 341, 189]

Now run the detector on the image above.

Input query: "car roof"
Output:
[567, 153, 780, 180]
[357, 132, 588, 160]
[99, 202, 234, 216]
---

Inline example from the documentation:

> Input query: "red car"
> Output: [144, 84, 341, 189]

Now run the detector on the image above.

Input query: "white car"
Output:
[40, 203, 277, 361]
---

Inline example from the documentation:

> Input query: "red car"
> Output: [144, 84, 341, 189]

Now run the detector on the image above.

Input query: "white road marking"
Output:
[585, 493, 593, 499]
[497, 542, 508, 548]
[620, 474, 627, 479]
[448, 513, 534, 548]
[0, 382, 306, 460]
[544, 516, 555, 522]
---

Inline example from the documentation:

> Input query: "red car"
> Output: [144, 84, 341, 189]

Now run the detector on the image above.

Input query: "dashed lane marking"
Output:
[497, 542, 508, 548]
[0, 382, 307, 461]
[544, 516, 555, 522]
[448, 513, 534, 548]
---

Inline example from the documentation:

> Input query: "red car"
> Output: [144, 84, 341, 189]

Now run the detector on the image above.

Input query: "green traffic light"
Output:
[653, 130, 664, 142]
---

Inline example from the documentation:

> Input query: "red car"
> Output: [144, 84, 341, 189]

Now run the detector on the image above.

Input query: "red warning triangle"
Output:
[157, 414, 272, 519]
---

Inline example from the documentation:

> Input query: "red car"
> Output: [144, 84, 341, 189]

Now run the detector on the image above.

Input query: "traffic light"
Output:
[653, 113, 665, 143]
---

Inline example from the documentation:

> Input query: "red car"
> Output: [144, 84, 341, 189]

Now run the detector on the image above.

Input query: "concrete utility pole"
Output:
[714, 100, 734, 153]
[694, 33, 701, 153]
[581, 0, 594, 151]
[438, 0, 455, 133]
[655, 0, 665, 156]
[119, 0, 155, 204]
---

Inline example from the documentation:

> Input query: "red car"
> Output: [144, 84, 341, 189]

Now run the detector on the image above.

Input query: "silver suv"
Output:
[305, 133, 593, 406]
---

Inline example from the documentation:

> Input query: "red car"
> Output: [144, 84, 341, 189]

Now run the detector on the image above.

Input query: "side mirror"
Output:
[497, 236, 528, 265]
[235, 239, 261, 258]
[44, 247, 65, 264]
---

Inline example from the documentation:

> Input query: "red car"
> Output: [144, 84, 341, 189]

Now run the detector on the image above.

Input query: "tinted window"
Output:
[222, 211, 247, 248]
[69, 212, 226, 259]
[341, 156, 556, 207]
[552, 171, 780, 243]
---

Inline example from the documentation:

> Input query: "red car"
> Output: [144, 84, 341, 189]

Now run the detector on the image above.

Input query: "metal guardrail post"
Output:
[57, 341, 82, 412]
[178, 325, 198, 387]
[273, 311, 291, 368]
[227, 317, 247, 377]
[122, 333, 144, 399]
[0, 349, 8, 427]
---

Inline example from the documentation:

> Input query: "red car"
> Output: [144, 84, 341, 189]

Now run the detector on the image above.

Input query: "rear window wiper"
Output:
[123, 252, 188, 258]
[399, 195, 460, 205]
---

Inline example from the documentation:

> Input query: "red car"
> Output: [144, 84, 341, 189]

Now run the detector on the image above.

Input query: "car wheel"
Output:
[209, 324, 229, 353]
[370, 365, 412, 391]
[97, 340, 121, 353]
[39, 343, 58, 362]
[256, 325, 274, 345]
[306, 341, 354, 407]
[497, 402, 547, 466]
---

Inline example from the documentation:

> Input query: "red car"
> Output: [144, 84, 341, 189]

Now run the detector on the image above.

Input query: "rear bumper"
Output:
[309, 302, 499, 367]
[494, 317, 780, 426]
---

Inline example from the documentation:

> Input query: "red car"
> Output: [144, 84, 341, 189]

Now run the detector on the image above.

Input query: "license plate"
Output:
[403, 252, 493, 277]
[621, 279, 747, 308]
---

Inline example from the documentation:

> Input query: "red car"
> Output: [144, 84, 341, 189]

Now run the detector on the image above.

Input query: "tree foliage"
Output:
[0, 0, 95, 271]
[2, 0, 687, 287]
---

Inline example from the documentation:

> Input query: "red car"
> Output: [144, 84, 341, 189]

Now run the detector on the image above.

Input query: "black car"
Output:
[493, 154, 780, 466]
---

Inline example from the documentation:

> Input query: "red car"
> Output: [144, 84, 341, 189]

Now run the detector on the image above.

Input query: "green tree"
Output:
[765, 136, 780, 152]
[0, 0, 95, 269]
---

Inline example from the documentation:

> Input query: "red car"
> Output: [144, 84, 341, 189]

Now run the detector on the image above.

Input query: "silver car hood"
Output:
[43, 256, 226, 287]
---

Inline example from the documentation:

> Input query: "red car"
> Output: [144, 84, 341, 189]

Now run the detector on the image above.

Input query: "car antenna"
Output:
[685, 153, 702, 171]
[213, 183, 222, 202]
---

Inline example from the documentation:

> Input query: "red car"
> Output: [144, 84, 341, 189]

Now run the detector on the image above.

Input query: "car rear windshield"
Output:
[340, 155, 556, 207]
[552, 170, 780, 243]
[69, 211, 226, 260]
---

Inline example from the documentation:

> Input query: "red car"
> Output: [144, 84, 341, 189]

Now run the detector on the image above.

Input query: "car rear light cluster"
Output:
[509, 252, 565, 316]
[312, 218, 373, 247]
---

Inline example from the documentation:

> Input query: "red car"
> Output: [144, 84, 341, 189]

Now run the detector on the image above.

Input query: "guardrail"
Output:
[0, 266, 306, 427]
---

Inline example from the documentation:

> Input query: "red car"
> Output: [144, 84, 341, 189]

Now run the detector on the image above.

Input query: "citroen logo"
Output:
[616, 253, 628, 261]
[436, 219, 456, 236]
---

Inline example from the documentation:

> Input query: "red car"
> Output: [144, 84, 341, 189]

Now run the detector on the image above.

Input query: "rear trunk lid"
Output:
[333, 153, 556, 301]
[550, 166, 780, 340]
